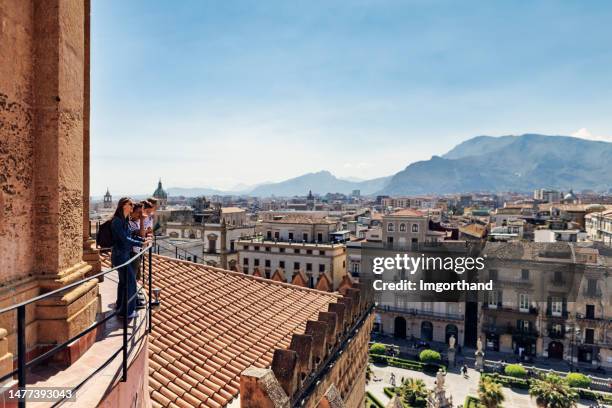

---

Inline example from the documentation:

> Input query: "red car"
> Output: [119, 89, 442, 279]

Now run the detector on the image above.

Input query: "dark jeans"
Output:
[115, 263, 137, 317]
[132, 255, 142, 282]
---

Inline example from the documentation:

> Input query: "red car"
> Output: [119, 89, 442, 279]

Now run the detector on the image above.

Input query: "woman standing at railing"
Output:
[112, 197, 147, 319]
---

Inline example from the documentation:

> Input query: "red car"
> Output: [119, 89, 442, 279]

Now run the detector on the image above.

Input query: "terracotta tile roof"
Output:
[264, 214, 334, 225]
[385, 209, 425, 217]
[103, 254, 340, 407]
[221, 207, 244, 214]
[459, 223, 487, 239]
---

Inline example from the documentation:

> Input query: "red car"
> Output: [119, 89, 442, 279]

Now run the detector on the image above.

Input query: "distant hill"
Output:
[249, 170, 390, 197]
[381, 134, 612, 194]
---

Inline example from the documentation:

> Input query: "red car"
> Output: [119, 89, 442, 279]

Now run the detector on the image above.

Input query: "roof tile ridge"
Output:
[152, 254, 340, 298]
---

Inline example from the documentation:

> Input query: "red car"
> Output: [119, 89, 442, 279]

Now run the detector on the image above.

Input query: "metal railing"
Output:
[0, 245, 155, 407]
[376, 305, 464, 321]
[153, 237, 203, 263]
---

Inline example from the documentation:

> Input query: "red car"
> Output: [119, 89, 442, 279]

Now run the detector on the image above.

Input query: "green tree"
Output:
[529, 374, 578, 408]
[400, 378, 430, 407]
[478, 376, 505, 408]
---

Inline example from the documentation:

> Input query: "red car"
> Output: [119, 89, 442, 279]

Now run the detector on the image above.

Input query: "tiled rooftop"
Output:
[106, 254, 341, 407]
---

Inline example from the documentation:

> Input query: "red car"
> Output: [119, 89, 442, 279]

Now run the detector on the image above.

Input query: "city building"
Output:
[236, 214, 348, 290]
[480, 241, 612, 367]
[585, 208, 612, 246]
[162, 204, 255, 269]
[382, 209, 445, 248]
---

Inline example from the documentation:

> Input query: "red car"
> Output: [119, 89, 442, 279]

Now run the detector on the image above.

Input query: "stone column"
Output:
[32, 0, 99, 346]
[81, 0, 102, 276]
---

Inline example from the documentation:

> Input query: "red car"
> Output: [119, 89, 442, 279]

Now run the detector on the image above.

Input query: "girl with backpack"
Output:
[112, 197, 148, 319]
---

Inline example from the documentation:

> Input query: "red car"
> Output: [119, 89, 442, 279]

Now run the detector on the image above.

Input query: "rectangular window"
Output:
[266, 231, 272, 239]
[487, 291, 498, 308]
[319, 264, 325, 273]
[280, 247, 285, 253]
[294, 262, 300, 270]
[254, 259, 260, 266]
[387, 237, 394, 244]
[521, 269, 529, 280]
[265, 260, 271, 268]
[411, 224, 419, 233]
[243, 258, 249, 265]
[351, 263, 360, 274]
[306, 249, 312, 255]
[585, 328, 595, 344]
[274, 231, 279, 239]
[519, 293, 529, 312]
[551, 297, 562, 317]
[306, 263, 312, 271]
[317, 233, 323, 242]
[489, 269, 498, 281]
[254, 246, 260, 251]
[294, 248, 300, 254]
[586, 304, 595, 319]
[279, 261, 285, 269]
[265, 246, 271, 252]
[288, 232, 294, 240]
[303, 233, 308, 241]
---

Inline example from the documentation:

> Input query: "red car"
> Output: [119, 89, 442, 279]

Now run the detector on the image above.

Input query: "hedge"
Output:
[482, 373, 530, 389]
[384, 387, 397, 398]
[369, 354, 446, 373]
[370, 343, 387, 355]
[366, 391, 386, 408]
[419, 349, 441, 363]
[565, 372, 591, 388]
[576, 389, 612, 404]
[504, 363, 527, 378]
[464, 395, 482, 408]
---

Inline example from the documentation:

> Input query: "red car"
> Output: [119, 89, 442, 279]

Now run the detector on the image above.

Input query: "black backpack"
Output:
[96, 219, 114, 249]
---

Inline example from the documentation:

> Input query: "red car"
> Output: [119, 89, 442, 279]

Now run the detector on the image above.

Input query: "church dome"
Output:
[153, 179, 168, 199]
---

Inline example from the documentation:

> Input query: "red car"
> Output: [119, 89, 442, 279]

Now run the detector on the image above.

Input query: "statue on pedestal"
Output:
[447, 335, 457, 367]
[474, 336, 485, 371]
[427, 369, 452, 408]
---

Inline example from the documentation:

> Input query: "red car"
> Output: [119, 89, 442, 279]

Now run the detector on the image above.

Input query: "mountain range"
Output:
[167, 134, 612, 197]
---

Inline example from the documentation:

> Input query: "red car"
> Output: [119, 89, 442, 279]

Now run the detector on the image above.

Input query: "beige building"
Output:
[382, 209, 444, 248]
[164, 207, 255, 269]
[585, 208, 612, 246]
[481, 242, 612, 368]
[237, 214, 347, 290]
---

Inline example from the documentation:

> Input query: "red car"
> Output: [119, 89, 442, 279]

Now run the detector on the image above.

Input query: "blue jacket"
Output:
[111, 216, 144, 266]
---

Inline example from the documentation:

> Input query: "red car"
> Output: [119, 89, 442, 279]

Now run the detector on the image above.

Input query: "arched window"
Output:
[387, 223, 394, 232]
[411, 223, 419, 233]
[399, 223, 406, 232]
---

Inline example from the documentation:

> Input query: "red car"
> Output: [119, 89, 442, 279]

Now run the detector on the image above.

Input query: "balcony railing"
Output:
[482, 304, 539, 315]
[0, 246, 155, 408]
[377, 305, 464, 321]
[583, 288, 603, 298]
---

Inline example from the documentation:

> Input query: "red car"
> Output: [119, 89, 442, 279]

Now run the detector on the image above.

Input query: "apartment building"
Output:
[236, 214, 347, 290]
[382, 209, 445, 248]
[585, 208, 612, 246]
[481, 241, 612, 368]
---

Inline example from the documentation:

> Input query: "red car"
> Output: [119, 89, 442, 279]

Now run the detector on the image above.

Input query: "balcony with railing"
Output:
[377, 305, 464, 321]
[0, 246, 157, 407]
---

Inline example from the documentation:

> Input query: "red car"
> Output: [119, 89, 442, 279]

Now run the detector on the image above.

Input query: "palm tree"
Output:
[400, 377, 430, 407]
[478, 376, 505, 408]
[529, 374, 578, 408]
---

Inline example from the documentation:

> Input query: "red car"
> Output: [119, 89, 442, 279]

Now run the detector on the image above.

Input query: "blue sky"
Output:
[91, 0, 612, 195]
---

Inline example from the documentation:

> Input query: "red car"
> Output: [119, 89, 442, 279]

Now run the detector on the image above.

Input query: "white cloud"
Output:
[571, 128, 612, 142]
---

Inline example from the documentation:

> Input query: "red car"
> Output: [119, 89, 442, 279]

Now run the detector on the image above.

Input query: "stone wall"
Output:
[240, 282, 374, 407]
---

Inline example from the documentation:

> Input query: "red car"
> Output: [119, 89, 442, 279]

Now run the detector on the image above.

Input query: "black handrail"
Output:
[153, 238, 203, 263]
[0, 244, 155, 407]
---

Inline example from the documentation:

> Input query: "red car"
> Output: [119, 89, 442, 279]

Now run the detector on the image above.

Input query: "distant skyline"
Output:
[91, 0, 612, 195]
